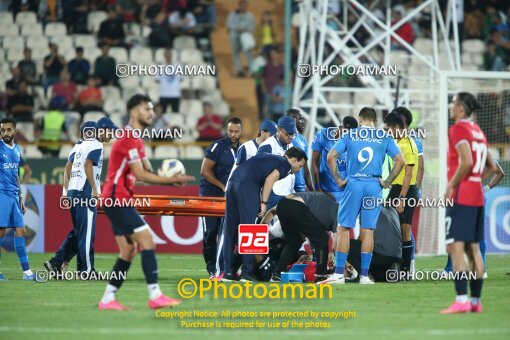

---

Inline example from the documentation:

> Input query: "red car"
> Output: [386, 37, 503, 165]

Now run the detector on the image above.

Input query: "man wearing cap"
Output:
[43, 120, 111, 274]
[199, 117, 243, 279]
[257, 115, 297, 210]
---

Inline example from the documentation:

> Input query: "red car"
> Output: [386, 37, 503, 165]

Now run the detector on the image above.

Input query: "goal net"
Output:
[422, 71, 510, 255]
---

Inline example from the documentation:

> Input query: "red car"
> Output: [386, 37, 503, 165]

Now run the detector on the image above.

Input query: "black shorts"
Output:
[445, 204, 484, 245]
[103, 206, 148, 236]
[388, 184, 417, 225]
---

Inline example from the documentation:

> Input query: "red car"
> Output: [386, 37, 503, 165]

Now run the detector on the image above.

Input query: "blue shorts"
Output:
[445, 204, 484, 245]
[328, 191, 344, 204]
[103, 206, 148, 236]
[337, 181, 381, 229]
[0, 192, 24, 228]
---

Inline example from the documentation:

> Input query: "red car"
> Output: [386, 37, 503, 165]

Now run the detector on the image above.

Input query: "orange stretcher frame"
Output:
[98, 195, 226, 217]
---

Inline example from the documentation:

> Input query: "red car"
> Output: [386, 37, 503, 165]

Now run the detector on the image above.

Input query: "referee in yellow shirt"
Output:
[384, 111, 419, 274]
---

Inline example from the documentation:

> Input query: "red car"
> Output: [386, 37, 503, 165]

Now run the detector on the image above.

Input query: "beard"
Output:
[2, 136, 13, 144]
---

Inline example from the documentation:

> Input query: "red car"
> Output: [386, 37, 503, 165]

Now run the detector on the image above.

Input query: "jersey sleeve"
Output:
[86, 142, 103, 166]
[125, 138, 143, 164]
[386, 138, 401, 159]
[204, 141, 221, 162]
[19, 156, 26, 167]
[332, 135, 347, 155]
[311, 130, 323, 152]
[275, 160, 291, 180]
[257, 144, 272, 154]
[401, 140, 416, 166]
[235, 145, 247, 165]
[449, 124, 470, 149]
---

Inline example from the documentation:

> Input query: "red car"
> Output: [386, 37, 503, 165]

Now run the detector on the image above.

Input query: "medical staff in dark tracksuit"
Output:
[199, 118, 242, 279]
[221, 147, 307, 282]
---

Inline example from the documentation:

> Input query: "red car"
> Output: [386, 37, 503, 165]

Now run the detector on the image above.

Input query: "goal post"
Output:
[432, 71, 510, 255]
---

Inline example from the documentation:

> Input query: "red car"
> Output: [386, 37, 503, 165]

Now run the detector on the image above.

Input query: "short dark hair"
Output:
[342, 116, 358, 129]
[76, 46, 84, 53]
[383, 112, 404, 129]
[127, 94, 152, 113]
[227, 117, 242, 126]
[358, 107, 377, 122]
[457, 92, 481, 116]
[285, 147, 307, 161]
[391, 106, 412, 127]
[0, 117, 17, 128]
[285, 108, 301, 118]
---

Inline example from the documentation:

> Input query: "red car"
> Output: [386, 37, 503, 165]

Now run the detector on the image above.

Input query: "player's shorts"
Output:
[103, 206, 149, 236]
[0, 192, 24, 228]
[388, 184, 417, 225]
[328, 191, 344, 204]
[338, 180, 382, 229]
[445, 204, 484, 245]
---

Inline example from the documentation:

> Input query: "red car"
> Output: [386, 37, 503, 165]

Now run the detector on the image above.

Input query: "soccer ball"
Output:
[158, 159, 186, 177]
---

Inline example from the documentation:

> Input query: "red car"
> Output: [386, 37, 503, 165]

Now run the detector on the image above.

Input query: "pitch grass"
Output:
[0, 253, 509, 340]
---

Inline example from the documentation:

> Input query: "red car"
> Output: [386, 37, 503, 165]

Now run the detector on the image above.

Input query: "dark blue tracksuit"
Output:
[223, 153, 291, 277]
[199, 136, 238, 274]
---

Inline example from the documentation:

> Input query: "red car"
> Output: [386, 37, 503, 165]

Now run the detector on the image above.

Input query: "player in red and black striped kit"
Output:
[440, 92, 497, 314]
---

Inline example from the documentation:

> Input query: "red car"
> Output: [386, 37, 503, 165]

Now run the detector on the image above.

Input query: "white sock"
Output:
[23, 269, 33, 276]
[148, 283, 162, 300]
[471, 297, 481, 305]
[456, 295, 468, 303]
[101, 284, 118, 304]
[410, 259, 415, 273]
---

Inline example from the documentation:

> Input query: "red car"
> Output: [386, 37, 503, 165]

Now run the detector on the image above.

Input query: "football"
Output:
[158, 159, 186, 177]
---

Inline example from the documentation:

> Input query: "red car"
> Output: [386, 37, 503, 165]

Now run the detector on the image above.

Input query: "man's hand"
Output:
[443, 183, 453, 201]
[379, 178, 391, 189]
[168, 173, 196, 186]
[338, 178, 348, 189]
[258, 203, 267, 218]
[20, 200, 26, 214]
[92, 187, 100, 198]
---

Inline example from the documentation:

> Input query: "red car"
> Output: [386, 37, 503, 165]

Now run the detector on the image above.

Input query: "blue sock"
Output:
[361, 252, 373, 277]
[334, 251, 348, 275]
[14, 237, 30, 272]
[480, 240, 486, 268]
[445, 255, 452, 272]
[410, 233, 415, 260]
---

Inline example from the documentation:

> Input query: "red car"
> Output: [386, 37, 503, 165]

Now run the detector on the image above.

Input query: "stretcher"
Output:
[98, 195, 226, 217]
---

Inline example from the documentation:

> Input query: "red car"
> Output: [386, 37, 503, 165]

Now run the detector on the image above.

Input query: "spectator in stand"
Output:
[151, 103, 178, 142]
[484, 41, 507, 71]
[196, 102, 223, 142]
[44, 43, 67, 91]
[94, 44, 118, 86]
[68, 47, 90, 85]
[169, 7, 197, 35]
[262, 49, 283, 117]
[194, 4, 216, 39]
[256, 11, 277, 57]
[62, 0, 88, 34]
[11, 0, 38, 16]
[18, 48, 37, 85]
[36, 95, 69, 157]
[117, 0, 137, 23]
[76, 76, 103, 116]
[139, 0, 163, 25]
[270, 75, 285, 121]
[148, 11, 172, 48]
[51, 70, 78, 109]
[155, 49, 182, 113]
[391, 6, 415, 51]
[227, 0, 256, 77]
[491, 29, 510, 63]
[98, 7, 127, 47]
[8, 81, 35, 123]
[5, 67, 22, 99]
[38, 0, 63, 25]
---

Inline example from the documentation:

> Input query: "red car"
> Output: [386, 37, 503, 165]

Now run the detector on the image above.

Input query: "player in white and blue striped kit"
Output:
[0, 117, 34, 281]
